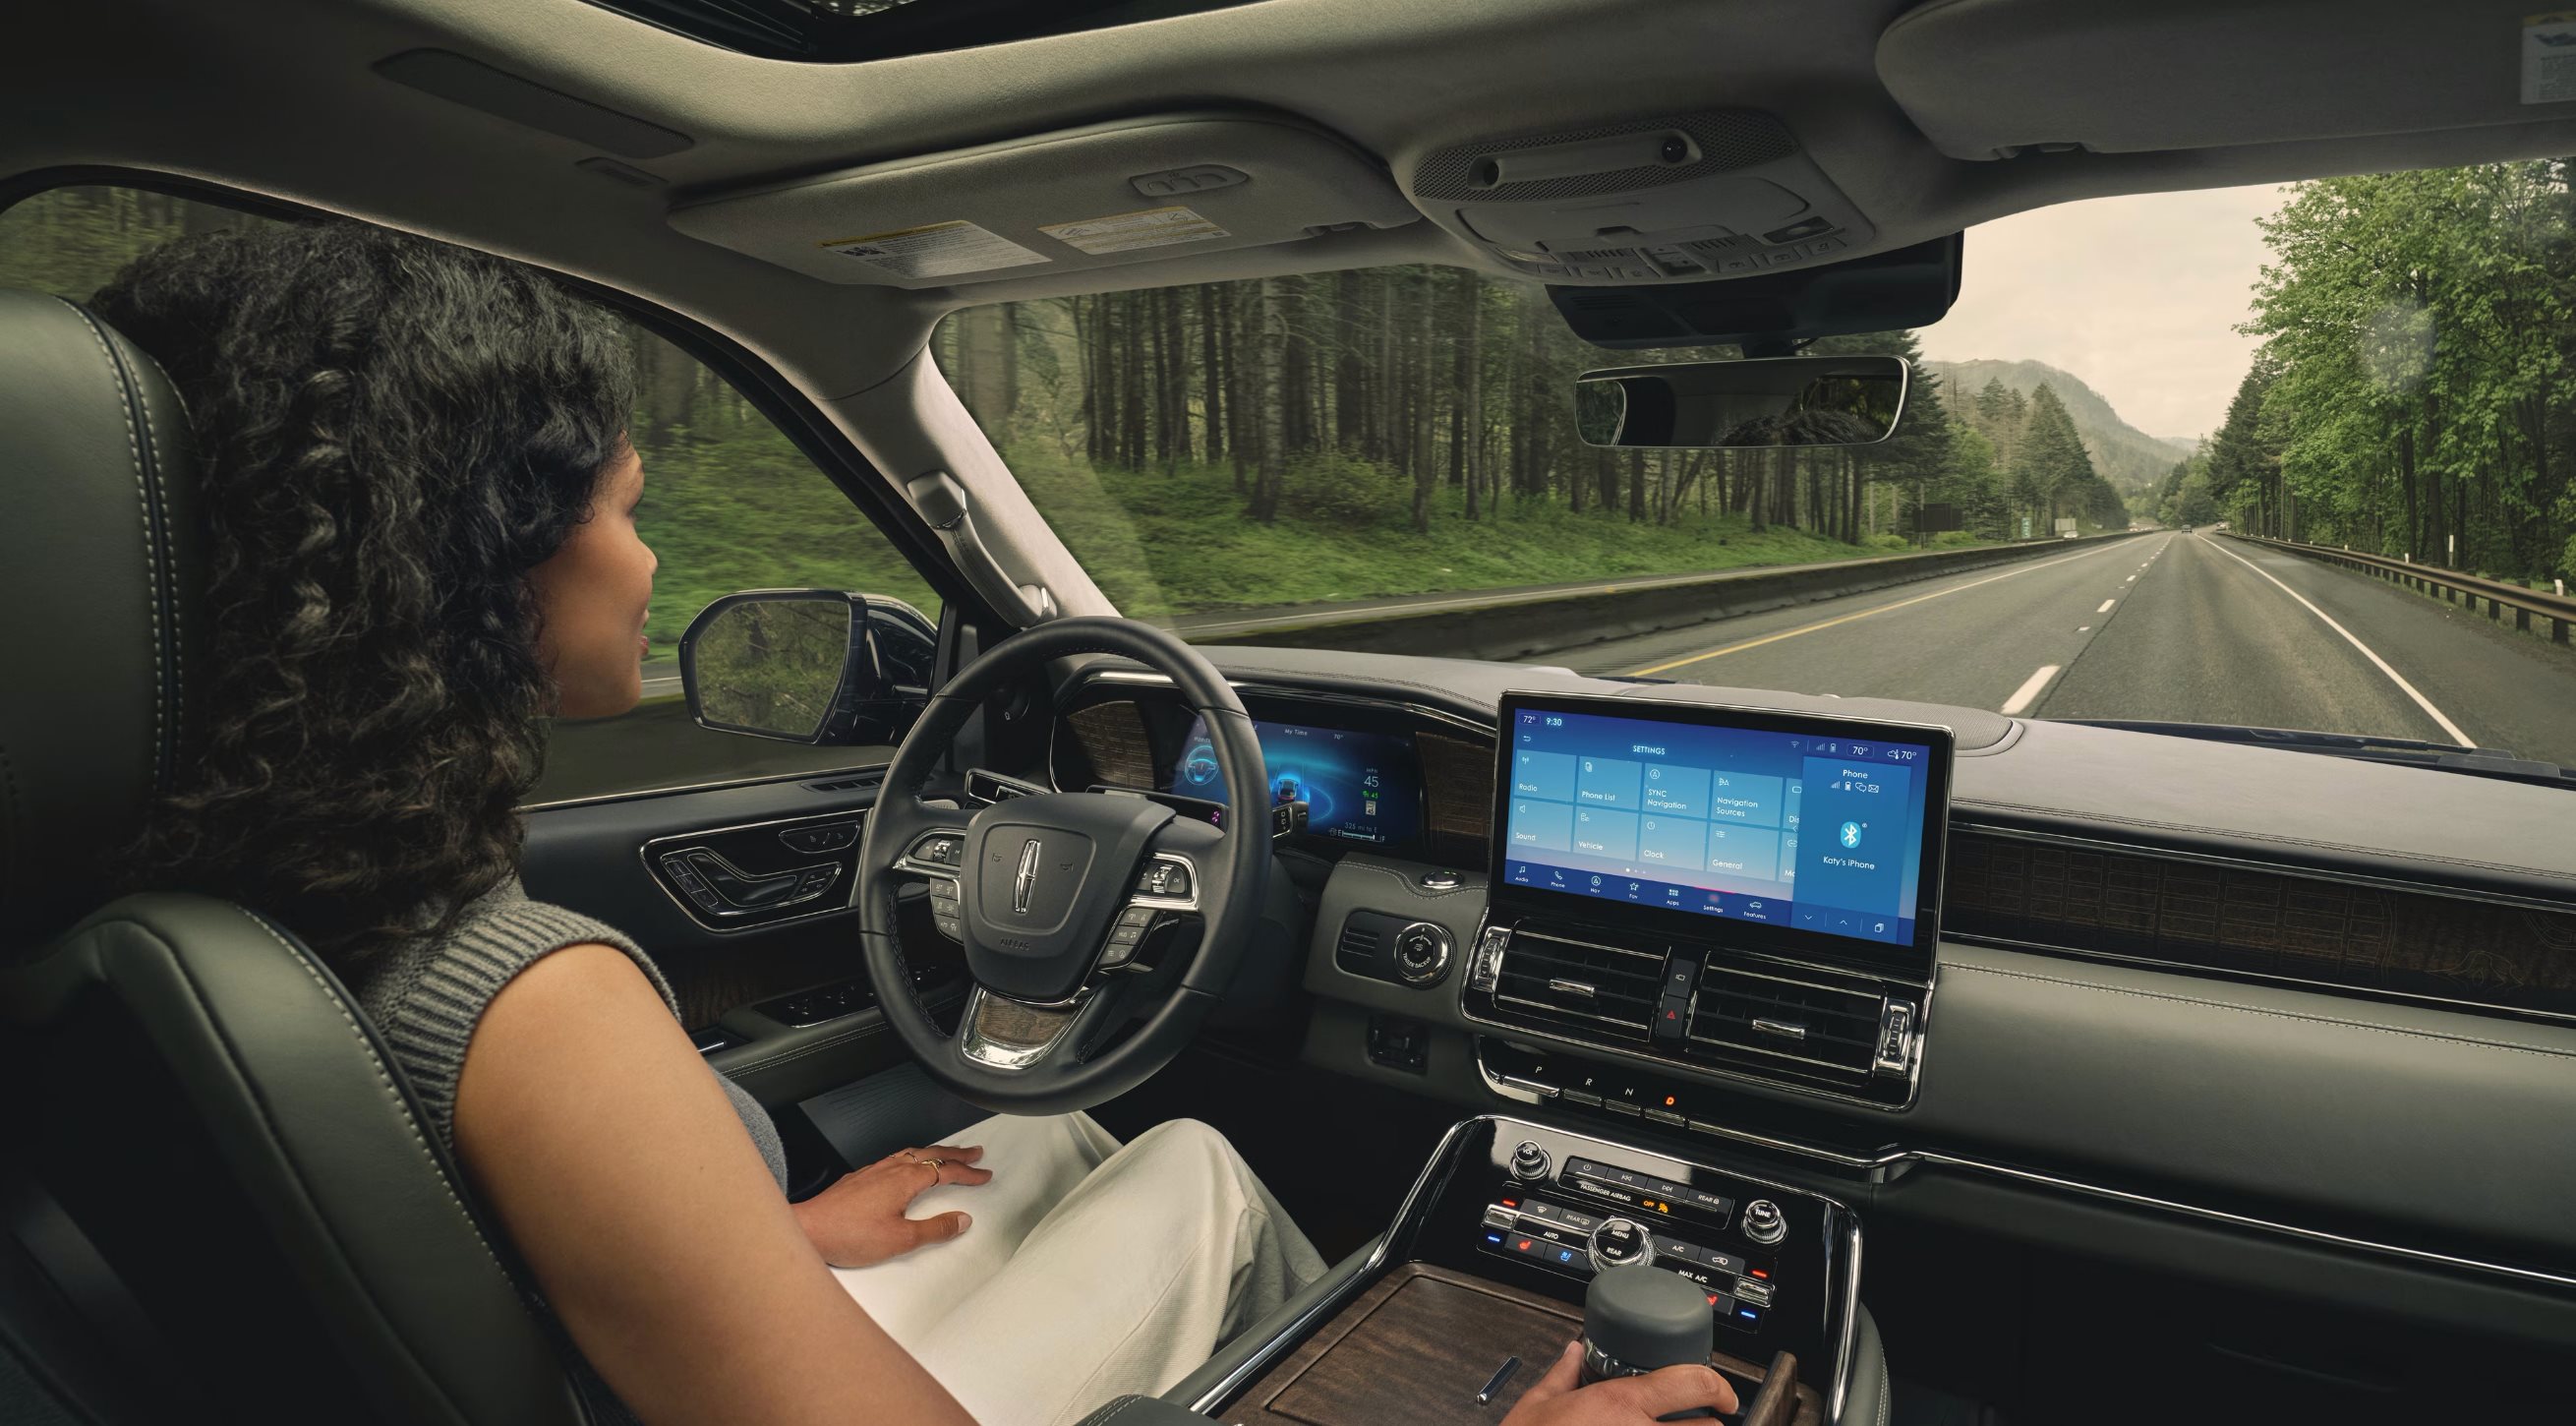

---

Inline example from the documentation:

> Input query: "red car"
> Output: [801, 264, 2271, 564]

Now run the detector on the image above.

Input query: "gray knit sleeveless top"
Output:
[349, 876, 788, 1188]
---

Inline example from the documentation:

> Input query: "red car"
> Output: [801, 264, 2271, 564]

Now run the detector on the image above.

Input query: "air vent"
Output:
[1494, 929, 1663, 1040]
[1336, 920, 1384, 974]
[1690, 966, 1884, 1077]
[805, 772, 885, 794]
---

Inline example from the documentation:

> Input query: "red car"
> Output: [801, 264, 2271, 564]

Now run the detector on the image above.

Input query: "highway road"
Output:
[1555, 530, 2576, 769]
[574, 528, 2576, 806]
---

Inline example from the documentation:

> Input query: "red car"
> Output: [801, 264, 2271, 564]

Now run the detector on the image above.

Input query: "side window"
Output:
[0, 186, 942, 804]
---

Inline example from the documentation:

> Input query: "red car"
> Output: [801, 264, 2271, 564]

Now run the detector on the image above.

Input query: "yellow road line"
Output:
[1625, 537, 2153, 677]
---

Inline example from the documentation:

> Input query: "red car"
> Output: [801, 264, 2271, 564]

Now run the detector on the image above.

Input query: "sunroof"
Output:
[587, 0, 1269, 63]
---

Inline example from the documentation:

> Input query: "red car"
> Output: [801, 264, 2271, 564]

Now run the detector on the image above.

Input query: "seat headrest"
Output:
[0, 288, 206, 953]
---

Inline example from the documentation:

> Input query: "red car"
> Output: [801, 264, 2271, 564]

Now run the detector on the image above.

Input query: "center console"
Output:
[1185, 695, 1941, 1424]
[1464, 692, 1953, 1110]
[1199, 1116, 1854, 1424]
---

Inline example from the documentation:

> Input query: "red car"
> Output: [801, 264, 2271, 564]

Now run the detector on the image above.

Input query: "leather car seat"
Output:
[0, 288, 589, 1424]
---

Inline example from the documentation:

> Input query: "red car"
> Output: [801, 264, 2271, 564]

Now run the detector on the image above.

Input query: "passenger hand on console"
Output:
[790, 1143, 993, 1268]
[1499, 1340, 1738, 1425]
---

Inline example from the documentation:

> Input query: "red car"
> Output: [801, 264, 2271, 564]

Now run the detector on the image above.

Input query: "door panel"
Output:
[520, 764, 967, 1103]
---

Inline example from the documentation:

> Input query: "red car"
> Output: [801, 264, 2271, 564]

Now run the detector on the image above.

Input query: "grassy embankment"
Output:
[638, 427, 1993, 644]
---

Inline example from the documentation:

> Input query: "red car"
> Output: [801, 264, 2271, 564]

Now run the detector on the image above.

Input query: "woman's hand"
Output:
[790, 1143, 993, 1269]
[1499, 1340, 1739, 1426]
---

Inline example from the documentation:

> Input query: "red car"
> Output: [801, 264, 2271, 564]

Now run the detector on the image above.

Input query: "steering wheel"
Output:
[854, 618, 1268, 1115]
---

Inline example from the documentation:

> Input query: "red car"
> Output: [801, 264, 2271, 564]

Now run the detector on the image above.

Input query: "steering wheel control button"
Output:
[1742, 1199, 1787, 1246]
[1136, 858, 1192, 900]
[1587, 1217, 1654, 1271]
[1509, 1139, 1553, 1182]
[1391, 921, 1454, 985]
[906, 832, 966, 870]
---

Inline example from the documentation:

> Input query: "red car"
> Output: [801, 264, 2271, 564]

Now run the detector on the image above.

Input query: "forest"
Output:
[938, 272, 2130, 614]
[1, 185, 2138, 634]
[0, 186, 943, 644]
[2163, 160, 2576, 586]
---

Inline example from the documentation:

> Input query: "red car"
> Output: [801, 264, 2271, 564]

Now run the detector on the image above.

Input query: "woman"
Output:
[98, 221, 1731, 1426]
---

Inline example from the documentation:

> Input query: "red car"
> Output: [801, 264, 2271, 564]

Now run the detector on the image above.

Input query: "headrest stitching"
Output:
[128, 340, 186, 788]
[52, 299, 164, 797]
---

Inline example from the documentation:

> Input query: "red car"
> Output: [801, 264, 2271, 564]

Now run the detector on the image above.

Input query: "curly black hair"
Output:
[91, 220, 636, 965]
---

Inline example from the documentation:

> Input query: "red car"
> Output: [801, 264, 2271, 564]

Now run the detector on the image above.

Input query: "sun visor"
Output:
[667, 113, 1419, 288]
[1880, 0, 2576, 160]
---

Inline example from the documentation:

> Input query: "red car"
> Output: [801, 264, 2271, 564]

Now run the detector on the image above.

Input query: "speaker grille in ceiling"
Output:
[1411, 112, 1798, 203]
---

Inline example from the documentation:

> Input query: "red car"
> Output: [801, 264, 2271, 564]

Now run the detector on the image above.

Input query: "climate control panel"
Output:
[1406, 1117, 1856, 1393]
[1480, 1145, 1783, 1337]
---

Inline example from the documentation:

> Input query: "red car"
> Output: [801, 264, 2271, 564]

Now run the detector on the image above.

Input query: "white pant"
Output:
[832, 1113, 1325, 1426]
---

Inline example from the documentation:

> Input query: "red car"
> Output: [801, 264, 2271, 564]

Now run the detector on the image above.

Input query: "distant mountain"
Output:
[1924, 359, 2194, 497]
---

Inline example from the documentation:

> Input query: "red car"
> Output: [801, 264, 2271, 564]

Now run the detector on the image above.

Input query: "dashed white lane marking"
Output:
[2199, 535, 2476, 746]
[2001, 665, 2063, 716]
[2077, 625, 2091, 632]
[2096, 599, 2117, 613]
[2125, 574, 2137, 582]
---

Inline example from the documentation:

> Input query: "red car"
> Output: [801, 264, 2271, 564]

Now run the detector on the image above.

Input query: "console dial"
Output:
[1509, 1140, 1552, 1182]
[1588, 1217, 1655, 1271]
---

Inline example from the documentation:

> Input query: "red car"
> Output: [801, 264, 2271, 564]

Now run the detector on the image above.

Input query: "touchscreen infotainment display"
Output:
[1494, 694, 1951, 952]
[1174, 718, 1421, 846]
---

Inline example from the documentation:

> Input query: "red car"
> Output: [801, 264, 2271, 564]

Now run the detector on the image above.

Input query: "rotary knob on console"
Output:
[1391, 921, 1453, 985]
[1588, 1217, 1655, 1271]
[1509, 1140, 1552, 1182]
[1742, 1199, 1786, 1246]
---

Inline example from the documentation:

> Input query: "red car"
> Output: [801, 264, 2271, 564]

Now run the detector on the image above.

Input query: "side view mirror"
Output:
[1574, 354, 1909, 449]
[677, 590, 937, 746]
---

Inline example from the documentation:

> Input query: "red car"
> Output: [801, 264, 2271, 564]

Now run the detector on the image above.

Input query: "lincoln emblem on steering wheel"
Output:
[1013, 839, 1041, 915]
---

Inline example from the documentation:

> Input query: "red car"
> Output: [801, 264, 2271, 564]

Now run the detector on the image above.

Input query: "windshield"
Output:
[939, 163, 2576, 770]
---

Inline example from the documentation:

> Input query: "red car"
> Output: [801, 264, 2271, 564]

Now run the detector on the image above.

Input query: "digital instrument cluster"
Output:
[1173, 717, 1423, 846]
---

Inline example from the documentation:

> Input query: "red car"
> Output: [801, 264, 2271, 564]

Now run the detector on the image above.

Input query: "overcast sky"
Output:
[1915, 183, 2289, 442]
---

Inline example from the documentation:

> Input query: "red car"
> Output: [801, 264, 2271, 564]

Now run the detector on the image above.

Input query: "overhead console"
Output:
[1403, 110, 1877, 284]
[668, 112, 1419, 289]
[1466, 693, 1952, 1110]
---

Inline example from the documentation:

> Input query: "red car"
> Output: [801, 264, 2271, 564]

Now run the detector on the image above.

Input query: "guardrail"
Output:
[2221, 533, 2575, 646]
[1215, 530, 2149, 662]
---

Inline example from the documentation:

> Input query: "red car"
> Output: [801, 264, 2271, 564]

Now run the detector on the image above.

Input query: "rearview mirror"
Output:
[1573, 355, 1909, 449]
[678, 590, 937, 745]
